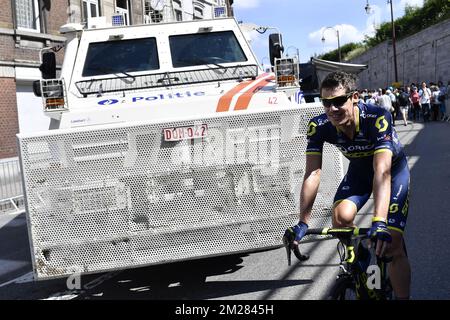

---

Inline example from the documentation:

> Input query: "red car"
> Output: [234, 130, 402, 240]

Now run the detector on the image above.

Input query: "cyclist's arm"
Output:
[372, 150, 392, 221]
[299, 154, 322, 225]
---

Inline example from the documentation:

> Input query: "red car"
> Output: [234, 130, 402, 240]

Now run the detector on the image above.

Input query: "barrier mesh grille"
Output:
[18, 105, 343, 279]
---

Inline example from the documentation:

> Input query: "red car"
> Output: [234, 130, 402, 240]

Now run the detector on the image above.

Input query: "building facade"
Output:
[0, 0, 233, 159]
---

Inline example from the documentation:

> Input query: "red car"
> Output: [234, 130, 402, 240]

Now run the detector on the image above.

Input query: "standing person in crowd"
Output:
[438, 81, 447, 121]
[376, 88, 383, 104]
[393, 88, 400, 124]
[387, 88, 397, 124]
[410, 86, 421, 122]
[367, 90, 377, 105]
[386, 89, 396, 126]
[378, 89, 394, 126]
[405, 86, 413, 120]
[360, 89, 369, 103]
[419, 82, 431, 122]
[359, 90, 366, 104]
[397, 88, 409, 126]
[431, 86, 441, 121]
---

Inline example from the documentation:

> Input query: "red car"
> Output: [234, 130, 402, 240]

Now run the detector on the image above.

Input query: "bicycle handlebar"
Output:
[283, 226, 372, 266]
[306, 227, 371, 238]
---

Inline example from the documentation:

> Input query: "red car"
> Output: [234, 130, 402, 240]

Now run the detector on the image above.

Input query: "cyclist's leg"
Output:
[385, 156, 411, 299]
[333, 167, 372, 228]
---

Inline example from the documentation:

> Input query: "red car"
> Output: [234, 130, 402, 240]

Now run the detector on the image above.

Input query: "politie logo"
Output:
[98, 99, 119, 105]
[97, 91, 205, 106]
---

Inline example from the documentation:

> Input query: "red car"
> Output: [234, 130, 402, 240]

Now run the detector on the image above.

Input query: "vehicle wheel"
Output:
[327, 277, 358, 300]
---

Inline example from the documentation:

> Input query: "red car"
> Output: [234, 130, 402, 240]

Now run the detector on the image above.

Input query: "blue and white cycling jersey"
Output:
[306, 102, 405, 166]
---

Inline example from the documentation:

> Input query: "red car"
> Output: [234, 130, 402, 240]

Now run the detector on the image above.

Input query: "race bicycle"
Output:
[283, 226, 393, 300]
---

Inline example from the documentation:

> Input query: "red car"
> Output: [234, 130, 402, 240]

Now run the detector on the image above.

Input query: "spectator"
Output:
[405, 86, 413, 119]
[359, 89, 368, 103]
[419, 82, 431, 122]
[378, 88, 393, 116]
[430, 85, 440, 121]
[397, 87, 409, 126]
[438, 81, 447, 121]
[358, 90, 366, 104]
[375, 88, 383, 104]
[367, 91, 377, 105]
[384, 89, 395, 126]
[387, 88, 397, 125]
[410, 86, 421, 122]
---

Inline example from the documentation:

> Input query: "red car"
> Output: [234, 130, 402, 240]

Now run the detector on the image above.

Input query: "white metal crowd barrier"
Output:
[0, 158, 24, 215]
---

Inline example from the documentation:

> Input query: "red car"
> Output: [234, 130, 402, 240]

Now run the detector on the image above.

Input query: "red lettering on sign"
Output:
[164, 130, 172, 141]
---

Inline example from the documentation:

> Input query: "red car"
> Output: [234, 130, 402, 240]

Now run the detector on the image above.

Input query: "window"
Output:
[144, 0, 163, 23]
[170, 31, 247, 68]
[174, 9, 182, 22]
[82, 38, 160, 77]
[83, 0, 101, 25]
[15, 0, 40, 31]
[115, 0, 130, 25]
[194, 7, 203, 20]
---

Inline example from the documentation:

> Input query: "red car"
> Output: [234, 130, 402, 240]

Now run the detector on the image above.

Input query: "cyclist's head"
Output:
[320, 71, 359, 127]
[320, 71, 357, 97]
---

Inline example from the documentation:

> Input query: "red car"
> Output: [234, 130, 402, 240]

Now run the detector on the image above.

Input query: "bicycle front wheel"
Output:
[327, 277, 358, 300]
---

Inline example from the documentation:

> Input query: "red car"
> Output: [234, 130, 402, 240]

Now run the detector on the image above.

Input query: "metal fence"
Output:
[0, 157, 24, 214]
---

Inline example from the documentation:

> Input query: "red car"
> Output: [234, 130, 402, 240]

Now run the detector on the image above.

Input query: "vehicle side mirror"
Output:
[269, 33, 284, 66]
[39, 51, 56, 79]
[42, 0, 51, 11]
[33, 80, 42, 97]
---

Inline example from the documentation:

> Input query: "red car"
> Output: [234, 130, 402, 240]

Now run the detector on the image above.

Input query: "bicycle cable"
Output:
[337, 241, 346, 262]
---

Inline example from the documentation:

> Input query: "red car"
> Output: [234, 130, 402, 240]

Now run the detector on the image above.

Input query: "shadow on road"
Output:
[75, 253, 312, 300]
[0, 211, 312, 300]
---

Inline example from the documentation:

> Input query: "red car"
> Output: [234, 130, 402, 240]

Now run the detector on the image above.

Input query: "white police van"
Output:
[17, 17, 343, 280]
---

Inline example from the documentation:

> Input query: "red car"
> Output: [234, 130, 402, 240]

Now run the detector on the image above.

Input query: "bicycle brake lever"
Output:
[283, 228, 310, 266]
[293, 245, 310, 262]
[282, 231, 292, 266]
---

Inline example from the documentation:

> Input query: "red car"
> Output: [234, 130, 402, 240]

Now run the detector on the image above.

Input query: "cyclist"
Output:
[290, 71, 411, 300]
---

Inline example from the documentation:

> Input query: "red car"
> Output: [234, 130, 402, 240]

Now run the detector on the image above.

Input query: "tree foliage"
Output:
[318, 0, 450, 61]
[319, 42, 365, 62]
[365, 0, 450, 47]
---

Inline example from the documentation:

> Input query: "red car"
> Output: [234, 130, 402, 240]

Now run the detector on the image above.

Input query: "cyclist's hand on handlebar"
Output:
[282, 221, 310, 265]
[367, 217, 392, 257]
[291, 221, 309, 245]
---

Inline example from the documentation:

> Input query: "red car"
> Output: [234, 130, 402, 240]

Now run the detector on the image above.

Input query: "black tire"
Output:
[328, 275, 393, 300]
[327, 276, 358, 300]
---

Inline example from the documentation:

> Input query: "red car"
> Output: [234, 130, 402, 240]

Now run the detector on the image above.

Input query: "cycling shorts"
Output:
[334, 156, 410, 234]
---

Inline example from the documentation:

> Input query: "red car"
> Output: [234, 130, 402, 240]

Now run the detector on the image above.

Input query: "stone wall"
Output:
[349, 18, 450, 89]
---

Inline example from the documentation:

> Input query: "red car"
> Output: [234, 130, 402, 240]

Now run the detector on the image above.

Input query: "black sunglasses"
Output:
[321, 92, 354, 108]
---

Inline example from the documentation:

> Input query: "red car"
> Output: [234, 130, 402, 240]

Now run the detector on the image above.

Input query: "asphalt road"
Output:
[0, 119, 449, 300]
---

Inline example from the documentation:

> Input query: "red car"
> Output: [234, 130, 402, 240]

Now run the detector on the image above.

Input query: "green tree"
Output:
[319, 42, 365, 62]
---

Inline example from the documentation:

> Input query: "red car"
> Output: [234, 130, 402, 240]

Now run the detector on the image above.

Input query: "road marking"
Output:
[0, 271, 33, 288]
[0, 270, 121, 300]
[82, 271, 122, 290]
[43, 293, 79, 300]
[407, 155, 420, 170]
[43, 271, 123, 300]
